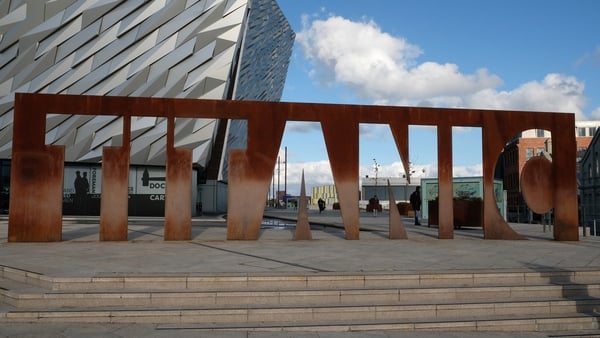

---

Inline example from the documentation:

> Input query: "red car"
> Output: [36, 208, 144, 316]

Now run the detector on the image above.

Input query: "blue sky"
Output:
[275, 0, 600, 195]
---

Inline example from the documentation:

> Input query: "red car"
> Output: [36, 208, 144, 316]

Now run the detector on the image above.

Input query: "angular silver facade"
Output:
[0, 0, 294, 213]
[0, 0, 294, 174]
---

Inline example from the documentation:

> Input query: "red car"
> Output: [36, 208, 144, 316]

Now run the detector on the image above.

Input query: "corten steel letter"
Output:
[164, 117, 193, 241]
[8, 93, 579, 242]
[321, 110, 360, 240]
[550, 116, 578, 240]
[227, 108, 287, 240]
[481, 111, 524, 240]
[100, 116, 131, 241]
[9, 94, 64, 242]
[9, 146, 64, 242]
[480, 110, 578, 240]
[437, 121, 454, 239]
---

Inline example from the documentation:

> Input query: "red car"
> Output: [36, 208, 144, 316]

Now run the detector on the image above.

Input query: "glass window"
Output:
[536, 129, 546, 137]
[526, 148, 534, 160]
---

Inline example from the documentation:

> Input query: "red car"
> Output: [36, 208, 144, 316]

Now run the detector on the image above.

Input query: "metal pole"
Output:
[272, 170, 275, 207]
[277, 156, 280, 207]
[284, 146, 287, 207]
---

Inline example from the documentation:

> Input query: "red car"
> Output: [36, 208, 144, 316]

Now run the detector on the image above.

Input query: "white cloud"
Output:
[297, 16, 500, 103]
[297, 15, 595, 120]
[452, 164, 483, 177]
[291, 15, 600, 190]
[576, 45, 600, 68]
[591, 107, 600, 120]
[466, 74, 588, 120]
[285, 121, 321, 133]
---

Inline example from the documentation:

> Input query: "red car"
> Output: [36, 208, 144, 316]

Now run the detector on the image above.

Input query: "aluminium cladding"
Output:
[0, 0, 295, 180]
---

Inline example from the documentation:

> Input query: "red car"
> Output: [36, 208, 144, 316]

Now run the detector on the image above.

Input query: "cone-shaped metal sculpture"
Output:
[294, 170, 312, 240]
[388, 180, 408, 239]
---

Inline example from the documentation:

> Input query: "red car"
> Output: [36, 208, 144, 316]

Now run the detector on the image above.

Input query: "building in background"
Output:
[420, 177, 504, 220]
[0, 0, 294, 215]
[502, 121, 600, 222]
[361, 176, 422, 210]
[579, 128, 600, 228]
[311, 185, 338, 209]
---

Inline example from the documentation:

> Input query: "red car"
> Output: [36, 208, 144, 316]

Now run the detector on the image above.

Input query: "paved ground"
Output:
[0, 208, 599, 337]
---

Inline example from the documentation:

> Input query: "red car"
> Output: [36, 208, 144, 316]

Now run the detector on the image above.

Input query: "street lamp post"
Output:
[373, 158, 380, 186]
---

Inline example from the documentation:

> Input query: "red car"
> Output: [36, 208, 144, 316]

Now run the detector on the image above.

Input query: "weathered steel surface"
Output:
[388, 181, 408, 240]
[227, 110, 287, 240]
[389, 121, 410, 184]
[100, 146, 130, 241]
[9, 93, 579, 242]
[521, 157, 553, 214]
[164, 117, 193, 240]
[437, 122, 454, 239]
[164, 147, 193, 240]
[100, 115, 131, 241]
[294, 171, 312, 240]
[549, 117, 578, 241]
[321, 111, 360, 240]
[8, 146, 64, 242]
[481, 112, 525, 240]
[8, 94, 64, 242]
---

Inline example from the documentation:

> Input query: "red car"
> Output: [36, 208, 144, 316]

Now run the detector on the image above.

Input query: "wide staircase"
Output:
[1, 265, 600, 333]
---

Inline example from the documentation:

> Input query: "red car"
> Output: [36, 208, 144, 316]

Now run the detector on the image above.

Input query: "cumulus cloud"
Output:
[466, 74, 588, 120]
[297, 16, 501, 102]
[280, 160, 333, 196]
[288, 14, 599, 194]
[296, 15, 595, 120]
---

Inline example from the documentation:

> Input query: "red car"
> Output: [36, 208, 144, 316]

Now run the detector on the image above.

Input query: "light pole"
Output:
[403, 162, 425, 201]
[373, 158, 380, 185]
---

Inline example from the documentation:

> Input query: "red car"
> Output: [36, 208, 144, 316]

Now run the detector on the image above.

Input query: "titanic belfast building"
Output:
[0, 0, 295, 215]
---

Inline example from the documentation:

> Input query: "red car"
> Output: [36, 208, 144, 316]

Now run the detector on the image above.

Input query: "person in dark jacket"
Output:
[410, 186, 422, 225]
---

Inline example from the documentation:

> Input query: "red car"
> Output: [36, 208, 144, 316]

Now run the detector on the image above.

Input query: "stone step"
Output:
[3, 283, 600, 309]
[3, 266, 600, 333]
[2, 299, 600, 325]
[156, 314, 600, 333]
[3, 265, 600, 292]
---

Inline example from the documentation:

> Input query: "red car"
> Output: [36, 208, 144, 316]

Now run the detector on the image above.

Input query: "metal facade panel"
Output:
[0, 0, 293, 172]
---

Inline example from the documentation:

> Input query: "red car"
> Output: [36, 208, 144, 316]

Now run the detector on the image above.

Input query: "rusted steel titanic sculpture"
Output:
[8, 93, 578, 242]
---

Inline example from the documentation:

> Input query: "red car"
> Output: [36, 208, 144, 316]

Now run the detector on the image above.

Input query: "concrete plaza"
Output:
[0, 209, 599, 337]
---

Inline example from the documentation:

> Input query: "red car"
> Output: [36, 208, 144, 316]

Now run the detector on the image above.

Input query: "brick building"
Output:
[503, 121, 599, 222]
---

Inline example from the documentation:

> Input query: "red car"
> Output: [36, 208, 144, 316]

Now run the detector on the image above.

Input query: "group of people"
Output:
[366, 187, 421, 224]
[314, 186, 422, 226]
